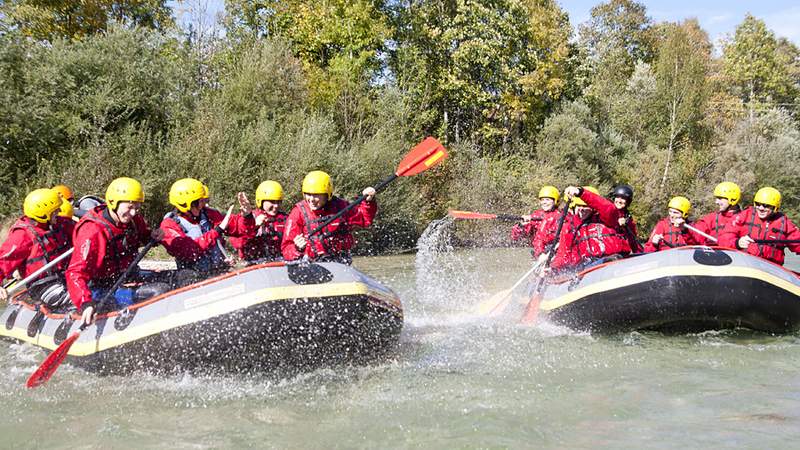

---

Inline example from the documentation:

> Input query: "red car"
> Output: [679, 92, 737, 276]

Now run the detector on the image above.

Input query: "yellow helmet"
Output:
[201, 184, 210, 200]
[570, 186, 598, 208]
[106, 177, 144, 211]
[57, 196, 74, 218]
[713, 181, 741, 206]
[256, 180, 284, 206]
[169, 178, 206, 213]
[538, 185, 560, 202]
[24, 188, 63, 224]
[668, 196, 691, 218]
[753, 186, 781, 211]
[52, 184, 74, 202]
[302, 170, 333, 199]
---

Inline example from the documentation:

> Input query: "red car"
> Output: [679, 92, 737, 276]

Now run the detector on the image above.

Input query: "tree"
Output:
[1, 0, 174, 41]
[652, 20, 711, 194]
[390, 0, 572, 148]
[579, 0, 655, 113]
[722, 15, 798, 121]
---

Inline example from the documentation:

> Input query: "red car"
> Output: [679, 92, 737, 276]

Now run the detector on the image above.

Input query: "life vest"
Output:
[659, 222, 693, 249]
[8, 217, 72, 281]
[165, 210, 226, 272]
[298, 199, 354, 259]
[573, 221, 631, 259]
[745, 210, 789, 263]
[78, 206, 142, 282]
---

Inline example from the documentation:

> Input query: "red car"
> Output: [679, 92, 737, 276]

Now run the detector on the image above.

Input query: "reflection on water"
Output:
[1, 245, 799, 448]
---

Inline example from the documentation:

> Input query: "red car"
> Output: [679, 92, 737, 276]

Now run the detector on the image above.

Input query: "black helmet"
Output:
[610, 184, 634, 202]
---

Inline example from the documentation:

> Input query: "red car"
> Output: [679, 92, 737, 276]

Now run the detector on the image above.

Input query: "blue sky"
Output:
[187, 1, 800, 46]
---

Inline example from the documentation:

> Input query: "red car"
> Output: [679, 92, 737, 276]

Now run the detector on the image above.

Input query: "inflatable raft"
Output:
[0, 261, 403, 374]
[491, 247, 800, 333]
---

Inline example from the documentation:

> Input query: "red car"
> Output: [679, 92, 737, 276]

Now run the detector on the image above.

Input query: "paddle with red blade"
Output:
[448, 210, 526, 222]
[26, 239, 158, 388]
[307, 137, 448, 237]
[520, 202, 571, 325]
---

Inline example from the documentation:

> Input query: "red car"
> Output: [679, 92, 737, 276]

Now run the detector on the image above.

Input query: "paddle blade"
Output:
[448, 210, 498, 220]
[395, 137, 448, 177]
[26, 331, 80, 388]
[520, 292, 543, 325]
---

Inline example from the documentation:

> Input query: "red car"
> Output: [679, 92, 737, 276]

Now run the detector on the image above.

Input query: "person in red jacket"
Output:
[230, 180, 288, 264]
[511, 185, 561, 257]
[564, 184, 643, 253]
[66, 177, 164, 326]
[0, 188, 74, 307]
[160, 178, 254, 275]
[694, 181, 742, 244]
[718, 187, 800, 265]
[281, 171, 377, 264]
[550, 187, 632, 271]
[644, 196, 699, 252]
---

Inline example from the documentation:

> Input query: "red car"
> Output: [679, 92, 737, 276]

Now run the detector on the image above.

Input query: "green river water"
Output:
[1, 244, 799, 449]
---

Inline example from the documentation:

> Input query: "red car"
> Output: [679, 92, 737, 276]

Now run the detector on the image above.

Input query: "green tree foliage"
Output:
[390, 0, 572, 147]
[579, 0, 655, 113]
[0, 0, 174, 41]
[722, 15, 799, 118]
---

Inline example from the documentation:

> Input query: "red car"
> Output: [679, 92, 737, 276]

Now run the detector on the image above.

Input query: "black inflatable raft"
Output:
[492, 247, 800, 334]
[0, 261, 403, 374]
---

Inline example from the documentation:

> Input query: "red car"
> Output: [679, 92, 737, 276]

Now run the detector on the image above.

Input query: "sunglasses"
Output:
[754, 202, 774, 209]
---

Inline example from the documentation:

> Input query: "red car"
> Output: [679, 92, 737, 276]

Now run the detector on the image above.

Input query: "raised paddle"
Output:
[448, 210, 526, 222]
[307, 137, 448, 238]
[26, 239, 158, 388]
[520, 203, 571, 325]
[6, 248, 74, 297]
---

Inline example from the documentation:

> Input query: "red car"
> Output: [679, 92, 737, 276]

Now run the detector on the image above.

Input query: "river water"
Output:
[2, 241, 799, 448]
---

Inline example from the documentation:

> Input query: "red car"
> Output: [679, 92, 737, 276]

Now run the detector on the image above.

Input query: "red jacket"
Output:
[551, 213, 632, 270]
[229, 209, 287, 261]
[281, 197, 377, 261]
[644, 218, 699, 252]
[0, 216, 74, 282]
[580, 189, 643, 253]
[718, 207, 800, 265]
[694, 208, 740, 244]
[66, 206, 152, 310]
[160, 207, 254, 269]
[529, 209, 564, 257]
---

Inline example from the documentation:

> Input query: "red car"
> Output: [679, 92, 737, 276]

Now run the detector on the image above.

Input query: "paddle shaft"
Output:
[307, 173, 395, 238]
[93, 239, 158, 312]
[521, 204, 570, 323]
[26, 239, 158, 388]
[682, 223, 717, 243]
[754, 239, 800, 244]
[7, 248, 74, 296]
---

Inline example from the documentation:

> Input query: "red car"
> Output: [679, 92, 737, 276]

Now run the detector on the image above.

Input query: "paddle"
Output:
[307, 137, 448, 238]
[754, 239, 800, 245]
[448, 210, 526, 222]
[26, 239, 158, 388]
[6, 248, 74, 297]
[520, 203, 571, 324]
[476, 257, 547, 316]
[682, 223, 718, 243]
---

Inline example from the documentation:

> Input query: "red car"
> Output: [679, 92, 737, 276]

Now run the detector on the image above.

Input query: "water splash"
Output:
[412, 216, 485, 318]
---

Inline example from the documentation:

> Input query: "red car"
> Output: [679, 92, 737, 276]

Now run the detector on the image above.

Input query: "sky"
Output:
[183, 0, 800, 47]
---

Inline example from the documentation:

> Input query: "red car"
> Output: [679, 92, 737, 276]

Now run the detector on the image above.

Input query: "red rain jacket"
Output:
[693, 208, 740, 244]
[718, 207, 800, 265]
[580, 189, 643, 253]
[229, 209, 287, 261]
[0, 216, 74, 281]
[529, 209, 563, 257]
[66, 206, 152, 311]
[551, 213, 631, 270]
[160, 207, 254, 266]
[281, 197, 377, 261]
[643, 218, 700, 252]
